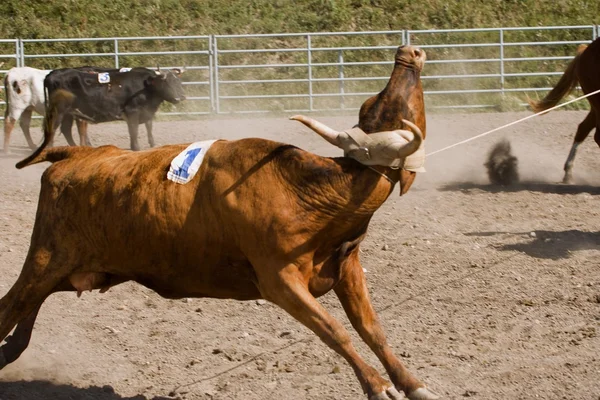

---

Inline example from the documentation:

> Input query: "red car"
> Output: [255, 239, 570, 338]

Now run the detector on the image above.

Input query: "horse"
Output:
[529, 37, 600, 183]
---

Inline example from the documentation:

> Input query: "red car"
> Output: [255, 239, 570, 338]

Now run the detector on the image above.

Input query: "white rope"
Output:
[426, 88, 600, 157]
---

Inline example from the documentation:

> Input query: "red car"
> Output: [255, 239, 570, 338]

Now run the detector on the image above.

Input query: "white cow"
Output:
[3, 67, 49, 153]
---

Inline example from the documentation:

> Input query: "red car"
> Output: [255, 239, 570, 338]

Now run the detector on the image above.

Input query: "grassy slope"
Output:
[1, 0, 598, 39]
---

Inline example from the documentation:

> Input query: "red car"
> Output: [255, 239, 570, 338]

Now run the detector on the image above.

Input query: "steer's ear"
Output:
[144, 76, 156, 87]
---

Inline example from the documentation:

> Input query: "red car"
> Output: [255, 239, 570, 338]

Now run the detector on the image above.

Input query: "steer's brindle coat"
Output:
[0, 46, 437, 400]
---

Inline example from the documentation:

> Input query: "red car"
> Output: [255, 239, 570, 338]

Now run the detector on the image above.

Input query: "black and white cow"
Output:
[3, 67, 49, 153]
[42, 67, 185, 151]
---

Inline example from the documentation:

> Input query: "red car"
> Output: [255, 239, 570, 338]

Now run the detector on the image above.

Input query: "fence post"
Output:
[338, 50, 345, 110]
[114, 39, 119, 68]
[499, 28, 505, 97]
[15, 39, 20, 67]
[307, 34, 313, 112]
[213, 36, 220, 114]
[208, 35, 216, 114]
[18, 39, 24, 67]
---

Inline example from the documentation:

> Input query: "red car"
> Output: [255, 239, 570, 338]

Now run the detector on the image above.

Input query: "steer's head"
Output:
[148, 69, 186, 104]
[290, 44, 427, 196]
[357, 44, 427, 195]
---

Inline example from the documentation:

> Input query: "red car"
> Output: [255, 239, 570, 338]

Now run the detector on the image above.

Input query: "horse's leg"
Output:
[563, 109, 596, 184]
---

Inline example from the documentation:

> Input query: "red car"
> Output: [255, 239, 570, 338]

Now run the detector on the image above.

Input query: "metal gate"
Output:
[0, 25, 598, 118]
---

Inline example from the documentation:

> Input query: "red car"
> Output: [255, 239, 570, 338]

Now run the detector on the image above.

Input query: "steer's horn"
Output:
[174, 64, 186, 75]
[290, 115, 341, 146]
[389, 119, 423, 158]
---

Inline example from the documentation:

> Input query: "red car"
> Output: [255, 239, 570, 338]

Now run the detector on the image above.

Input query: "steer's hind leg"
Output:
[259, 266, 400, 400]
[60, 115, 77, 146]
[19, 108, 37, 150]
[334, 251, 439, 400]
[75, 119, 91, 147]
[0, 248, 76, 370]
[0, 304, 41, 368]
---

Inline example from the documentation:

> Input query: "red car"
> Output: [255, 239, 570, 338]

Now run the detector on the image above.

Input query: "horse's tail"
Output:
[528, 44, 588, 113]
[16, 89, 75, 169]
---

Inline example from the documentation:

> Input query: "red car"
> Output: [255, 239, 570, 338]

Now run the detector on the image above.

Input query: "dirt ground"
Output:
[0, 110, 598, 400]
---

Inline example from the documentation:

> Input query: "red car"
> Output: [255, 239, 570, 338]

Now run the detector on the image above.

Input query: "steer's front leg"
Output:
[126, 114, 141, 151]
[334, 250, 440, 400]
[258, 265, 402, 400]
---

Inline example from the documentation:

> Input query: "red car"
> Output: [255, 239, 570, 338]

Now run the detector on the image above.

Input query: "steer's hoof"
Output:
[407, 387, 440, 400]
[370, 386, 404, 400]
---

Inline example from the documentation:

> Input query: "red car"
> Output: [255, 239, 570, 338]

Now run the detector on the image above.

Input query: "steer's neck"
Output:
[358, 65, 424, 135]
[289, 157, 395, 222]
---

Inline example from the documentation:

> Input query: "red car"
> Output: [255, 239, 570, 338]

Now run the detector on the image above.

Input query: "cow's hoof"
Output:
[407, 387, 440, 400]
[370, 386, 404, 400]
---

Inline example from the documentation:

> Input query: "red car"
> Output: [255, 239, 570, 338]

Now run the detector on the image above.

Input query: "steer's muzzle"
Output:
[396, 45, 426, 71]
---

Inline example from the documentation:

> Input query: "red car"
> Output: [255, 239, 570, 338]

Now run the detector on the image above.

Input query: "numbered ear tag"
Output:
[98, 72, 110, 84]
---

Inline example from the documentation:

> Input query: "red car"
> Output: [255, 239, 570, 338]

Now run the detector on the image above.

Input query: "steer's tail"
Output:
[16, 89, 75, 169]
[528, 44, 588, 113]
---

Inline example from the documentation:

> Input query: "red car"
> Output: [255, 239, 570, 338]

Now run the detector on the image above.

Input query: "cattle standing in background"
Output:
[3, 67, 49, 153]
[529, 38, 600, 183]
[2, 66, 153, 154]
[41, 67, 185, 152]
[3, 46, 438, 400]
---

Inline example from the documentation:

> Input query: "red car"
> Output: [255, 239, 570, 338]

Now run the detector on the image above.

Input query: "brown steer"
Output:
[0, 45, 437, 400]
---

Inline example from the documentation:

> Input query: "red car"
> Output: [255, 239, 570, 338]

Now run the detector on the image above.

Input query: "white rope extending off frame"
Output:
[426, 88, 600, 157]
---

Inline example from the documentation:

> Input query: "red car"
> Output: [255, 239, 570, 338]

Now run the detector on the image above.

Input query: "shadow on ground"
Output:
[466, 230, 600, 259]
[0, 380, 175, 400]
[439, 181, 600, 195]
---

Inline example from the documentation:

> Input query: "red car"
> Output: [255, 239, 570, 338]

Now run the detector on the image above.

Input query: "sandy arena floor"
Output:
[0, 110, 598, 400]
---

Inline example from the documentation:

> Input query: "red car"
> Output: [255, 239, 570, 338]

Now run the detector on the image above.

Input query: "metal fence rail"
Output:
[0, 25, 598, 119]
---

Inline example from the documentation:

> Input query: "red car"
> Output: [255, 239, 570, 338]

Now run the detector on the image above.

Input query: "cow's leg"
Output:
[563, 109, 596, 184]
[334, 251, 439, 400]
[0, 304, 41, 368]
[60, 114, 77, 146]
[127, 115, 141, 151]
[75, 119, 90, 147]
[260, 267, 401, 400]
[19, 107, 37, 150]
[3, 116, 17, 154]
[0, 248, 65, 369]
[145, 120, 155, 147]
